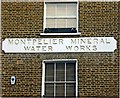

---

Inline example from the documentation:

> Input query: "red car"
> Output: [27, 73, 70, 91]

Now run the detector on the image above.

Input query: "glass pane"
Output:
[56, 4, 66, 16]
[45, 83, 54, 96]
[67, 3, 77, 16]
[66, 63, 76, 81]
[45, 63, 54, 81]
[46, 4, 55, 16]
[67, 19, 76, 28]
[46, 19, 55, 28]
[56, 63, 65, 81]
[56, 19, 66, 28]
[56, 84, 65, 96]
[66, 83, 76, 96]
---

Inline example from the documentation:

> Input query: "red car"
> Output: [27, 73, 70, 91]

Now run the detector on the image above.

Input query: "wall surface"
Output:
[1, 1, 119, 97]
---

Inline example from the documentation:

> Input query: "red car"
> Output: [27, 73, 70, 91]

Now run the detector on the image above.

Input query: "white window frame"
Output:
[41, 0, 80, 36]
[41, 59, 78, 97]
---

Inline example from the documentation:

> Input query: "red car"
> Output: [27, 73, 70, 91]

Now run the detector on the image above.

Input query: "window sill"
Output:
[40, 33, 81, 36]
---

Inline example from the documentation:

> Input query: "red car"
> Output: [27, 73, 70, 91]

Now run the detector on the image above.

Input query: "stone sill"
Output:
[40, 33, 81, 36]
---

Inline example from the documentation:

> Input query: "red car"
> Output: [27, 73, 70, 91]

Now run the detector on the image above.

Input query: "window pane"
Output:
[56, 4, 66, 16]
[45, 63, 54, 81]
[56, 19, 66, 28]
[56, 63, 65, 81]
[66, 63, 76, 81]
[66, 83, 76, 96]
[45, 83, 54, 96]
[56, 84, 65, 96]
[67, 3, 77, 16]
[45, 3, 77, 31]
[46, 19, 55, 28]
[67, 19, 76, 28]
[46, 4, 55, 16]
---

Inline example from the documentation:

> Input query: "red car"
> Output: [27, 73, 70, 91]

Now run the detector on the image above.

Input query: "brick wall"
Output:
[1, 1, 119, 97]
[79, 2, 119, 97]
[1, 2, 44, 38]
[1, 2, 44, 97]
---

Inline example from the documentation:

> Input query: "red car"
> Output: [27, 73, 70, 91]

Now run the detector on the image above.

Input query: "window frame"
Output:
[42, 0, 80, 36]
[41, 59, 78, 97]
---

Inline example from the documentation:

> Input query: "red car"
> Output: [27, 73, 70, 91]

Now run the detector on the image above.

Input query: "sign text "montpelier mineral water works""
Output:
[2, 37, 117, 53]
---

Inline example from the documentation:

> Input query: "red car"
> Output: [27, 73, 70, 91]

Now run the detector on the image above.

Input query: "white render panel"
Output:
[2, 37, 117, 53]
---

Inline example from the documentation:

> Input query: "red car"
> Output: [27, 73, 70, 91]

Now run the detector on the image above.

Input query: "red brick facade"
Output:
[1, 1, 120, 97]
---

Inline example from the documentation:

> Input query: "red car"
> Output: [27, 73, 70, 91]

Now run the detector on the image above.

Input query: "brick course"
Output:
[1, 1, 119, 97]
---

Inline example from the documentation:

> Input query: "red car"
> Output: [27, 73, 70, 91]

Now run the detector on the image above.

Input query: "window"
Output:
[44, 1, 78, 33]
[42, 60, 77, 97]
